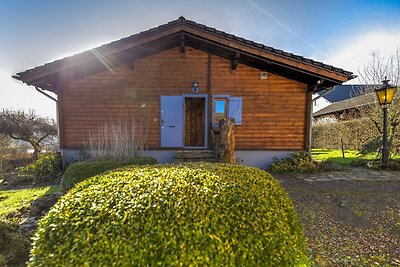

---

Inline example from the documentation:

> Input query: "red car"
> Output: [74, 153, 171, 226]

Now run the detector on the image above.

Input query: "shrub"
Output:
[312, 118, 379, 150]
[0, 156, 10, 181]
[87, 116, 150, 161]
[0, 220, 31, 266]
[30, 163, 309, 266]
[358, 136, 397, 158]
[20, 152, 62, 182]
[268, 151, 318, 173]
[60, 156, 158, 192]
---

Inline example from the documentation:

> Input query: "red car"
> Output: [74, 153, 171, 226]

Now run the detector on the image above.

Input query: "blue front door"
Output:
[160, 96, 183, 147]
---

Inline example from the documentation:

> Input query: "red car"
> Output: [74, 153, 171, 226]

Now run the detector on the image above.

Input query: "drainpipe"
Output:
[312, 85, 336, 102]
[35, 86, 57, 102]
[34, 86, 61, 155]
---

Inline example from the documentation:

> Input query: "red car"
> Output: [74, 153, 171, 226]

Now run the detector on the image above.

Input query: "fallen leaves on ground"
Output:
[278, 176, 400, 266]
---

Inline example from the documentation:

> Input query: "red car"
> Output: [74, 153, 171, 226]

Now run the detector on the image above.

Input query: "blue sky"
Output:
[1, 0, 399, 118]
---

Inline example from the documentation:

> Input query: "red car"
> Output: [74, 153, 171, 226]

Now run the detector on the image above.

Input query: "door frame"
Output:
[182, 94, 208, 149]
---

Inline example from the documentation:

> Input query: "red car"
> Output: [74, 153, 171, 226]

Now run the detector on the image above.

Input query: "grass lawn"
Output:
[312, 148, 400, 168]
[0, 184, 62, 266]
[311, 148, 374, 167]
[0, 185, 61, 219]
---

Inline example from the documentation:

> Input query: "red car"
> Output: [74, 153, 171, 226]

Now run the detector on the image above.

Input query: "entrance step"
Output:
[174, 150, 216, 163]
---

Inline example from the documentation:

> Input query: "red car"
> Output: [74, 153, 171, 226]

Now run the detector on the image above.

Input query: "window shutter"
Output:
[228, 97, 242, 125]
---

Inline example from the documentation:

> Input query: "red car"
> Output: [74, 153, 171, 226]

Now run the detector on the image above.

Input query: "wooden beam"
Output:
[186, 35, 345, 85]
[182, 26, 351, 82]
[207, 53, 212, 93]
[180, 33, 185, 53]
[304, 90, 313, 151]
[231, 52, 240, 70]
[207, 53, 212, 148]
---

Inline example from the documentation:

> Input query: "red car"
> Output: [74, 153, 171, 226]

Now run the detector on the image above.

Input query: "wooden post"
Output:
[341, 138, 345, 158]
[216, 118, 235, 163]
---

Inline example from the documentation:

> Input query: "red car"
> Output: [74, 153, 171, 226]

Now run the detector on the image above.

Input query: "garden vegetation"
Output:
[312, 118, 379, 151]
[268, 151, 340, 173]
[60, 156, 158, 191]
[20, 152, 62, 183]
[30, 163, 309, 266]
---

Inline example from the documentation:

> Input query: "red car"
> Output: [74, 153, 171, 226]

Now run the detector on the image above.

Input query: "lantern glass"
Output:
[376, 86, 396, 105]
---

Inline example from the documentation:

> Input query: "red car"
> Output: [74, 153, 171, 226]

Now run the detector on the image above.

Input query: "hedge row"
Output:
[312, 118, 379, 150]
[60, 156, 157, 191]
[30, 163, 309, 266]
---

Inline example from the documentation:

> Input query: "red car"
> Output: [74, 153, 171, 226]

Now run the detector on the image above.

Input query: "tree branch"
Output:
[37, 132, 52, 143]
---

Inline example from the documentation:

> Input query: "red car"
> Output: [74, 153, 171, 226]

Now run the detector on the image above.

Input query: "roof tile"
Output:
[313, 92, 379, 117]
[15, 16, 354, 81]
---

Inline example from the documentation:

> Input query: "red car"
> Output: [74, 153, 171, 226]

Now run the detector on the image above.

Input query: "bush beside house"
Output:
[268, 152, 318, 173]
[30, 163, 309, 266]
[268, 151, 341, 173]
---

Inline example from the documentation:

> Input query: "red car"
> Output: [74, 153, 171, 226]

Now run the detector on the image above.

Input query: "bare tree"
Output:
[0, 136, 12, 179]
[357, 49, 400, 156]
[0, 109, 57, 159]
[358, 50, 400, 92]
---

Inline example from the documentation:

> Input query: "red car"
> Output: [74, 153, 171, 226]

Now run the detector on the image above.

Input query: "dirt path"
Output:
[275, 171, 400, 266]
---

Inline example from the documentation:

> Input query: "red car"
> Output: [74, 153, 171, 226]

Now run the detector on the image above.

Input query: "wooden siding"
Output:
[60, 47, 307, 150]
[210, 55, 307, 149]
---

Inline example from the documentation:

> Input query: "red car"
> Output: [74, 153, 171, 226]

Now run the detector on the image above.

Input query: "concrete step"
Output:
[174, 150, 216, 163]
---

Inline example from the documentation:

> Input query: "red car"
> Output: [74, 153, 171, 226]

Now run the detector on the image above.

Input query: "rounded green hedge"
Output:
[31, 163, 309, 266]
[60, 156, 157, 191]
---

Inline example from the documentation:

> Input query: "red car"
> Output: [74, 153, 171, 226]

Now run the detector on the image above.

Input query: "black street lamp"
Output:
[375, 77, 397, 166]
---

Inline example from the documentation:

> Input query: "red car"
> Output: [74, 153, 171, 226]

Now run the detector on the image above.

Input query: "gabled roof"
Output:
[317, 84, 367, 103]
[313, 92, 377, 117]
[13, 16, 355, 93]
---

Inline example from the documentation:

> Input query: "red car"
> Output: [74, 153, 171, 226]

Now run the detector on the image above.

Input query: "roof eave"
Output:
[13, 17, 354, 89]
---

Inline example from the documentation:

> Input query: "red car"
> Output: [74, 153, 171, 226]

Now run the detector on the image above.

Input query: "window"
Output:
[213, 97, 228, 124]
[212, 95, 242, 125]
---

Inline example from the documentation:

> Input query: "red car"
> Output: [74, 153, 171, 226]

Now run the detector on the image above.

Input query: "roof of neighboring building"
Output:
[313, 92, 377, 117]
[13, 16, 355, 92]
[317, 84, 368, 103]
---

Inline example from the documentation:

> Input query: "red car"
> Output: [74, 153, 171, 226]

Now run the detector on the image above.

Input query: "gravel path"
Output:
[276, 172, 400, 266]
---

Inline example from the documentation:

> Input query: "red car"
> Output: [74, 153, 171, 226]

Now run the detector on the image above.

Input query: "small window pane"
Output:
[214, 98, 227, 123]
[216, 100, 225, 113]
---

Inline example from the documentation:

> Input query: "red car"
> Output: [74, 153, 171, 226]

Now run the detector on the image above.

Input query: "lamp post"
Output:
[375, 78, 397, 167]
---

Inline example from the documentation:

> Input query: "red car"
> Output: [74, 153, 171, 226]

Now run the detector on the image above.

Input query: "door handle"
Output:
[161, 119, 164, 127]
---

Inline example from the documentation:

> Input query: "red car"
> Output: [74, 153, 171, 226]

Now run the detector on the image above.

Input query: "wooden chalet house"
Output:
[13, 17, 354, 167]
